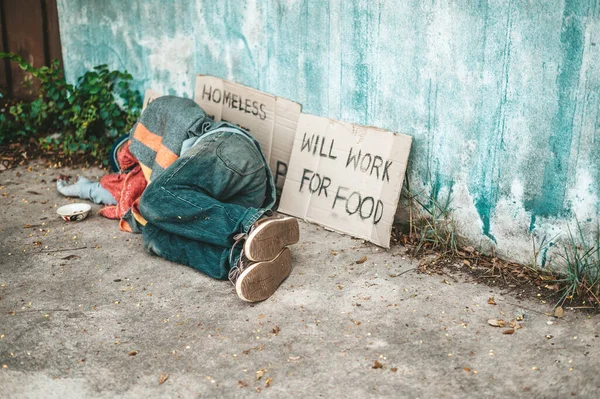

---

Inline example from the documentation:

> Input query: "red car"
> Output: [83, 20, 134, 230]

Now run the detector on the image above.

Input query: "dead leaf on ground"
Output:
[488, 319, 506, 327]
[372, 360, 383, 369]
[488, 297, 497, 305]
[264, 378, 272, 388]
[515, 323, 523, 330]
[128, 350, 138, 356]
[271, 326, 281, 335]
[158, 373, 169, 385]
[242, 344, 264, 355]
[391, 367, 398, 372]
[356, 256, 367, 264]
[554, 306, 564, 318]
[256, 369, 267, 380]
[509, 320, 516, 328]
[238, 380, 248, 388]
[503, 329, 515, 335]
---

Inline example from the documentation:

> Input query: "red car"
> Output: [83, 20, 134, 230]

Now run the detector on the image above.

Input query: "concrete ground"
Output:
[1, 162, 599, 399]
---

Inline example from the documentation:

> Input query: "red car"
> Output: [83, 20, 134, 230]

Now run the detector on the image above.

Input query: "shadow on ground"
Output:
[1, 163, 599, 398]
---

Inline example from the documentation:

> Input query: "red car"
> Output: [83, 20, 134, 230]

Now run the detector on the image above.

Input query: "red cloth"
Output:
[98, 141, 147, 224]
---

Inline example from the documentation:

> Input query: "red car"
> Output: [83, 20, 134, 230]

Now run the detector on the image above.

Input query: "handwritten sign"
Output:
[194, 75, 301, 191]
[279, 114, 412, 247]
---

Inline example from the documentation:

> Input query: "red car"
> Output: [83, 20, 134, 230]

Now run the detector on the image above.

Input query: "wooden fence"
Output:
[0, 0, 62, 100]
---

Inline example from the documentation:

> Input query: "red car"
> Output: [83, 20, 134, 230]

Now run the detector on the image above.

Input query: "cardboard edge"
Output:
[374, 134, 413, 248]
[277, 209, 391, 249]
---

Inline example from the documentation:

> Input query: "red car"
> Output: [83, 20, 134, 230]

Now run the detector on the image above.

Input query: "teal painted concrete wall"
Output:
[57, 0, 600, 265]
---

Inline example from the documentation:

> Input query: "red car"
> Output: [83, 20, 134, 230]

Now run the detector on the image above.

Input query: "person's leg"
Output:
[139, 127, 299, 301]
[142, 222, 231, 280]
[139, 129, 280, 275]
[139, 130, 271, 248]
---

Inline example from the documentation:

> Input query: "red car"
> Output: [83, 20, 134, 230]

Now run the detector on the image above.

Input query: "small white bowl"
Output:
[57, 203, 91, 222]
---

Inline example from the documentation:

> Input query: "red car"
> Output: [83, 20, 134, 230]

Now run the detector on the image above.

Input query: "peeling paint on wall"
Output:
[57, 0, 600, 265]
[139, 35, 195, 96]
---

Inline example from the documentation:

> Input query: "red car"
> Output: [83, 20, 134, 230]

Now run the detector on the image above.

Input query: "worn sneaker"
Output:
[244, 214, 299, 262]
[231, 248, 292, 302]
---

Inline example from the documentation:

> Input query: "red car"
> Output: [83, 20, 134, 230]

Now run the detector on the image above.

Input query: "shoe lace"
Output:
[228, 263, 242, 284]
[227, 210, 274, 284]
[228, 232, 248, 284]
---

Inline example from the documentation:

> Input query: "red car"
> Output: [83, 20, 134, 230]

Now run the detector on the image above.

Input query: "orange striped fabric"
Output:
[133, 122, 179, 176]
[119, 219, 133, 233]
[133, 123, 162, 152]
[132, 209, 148, 227]
[131, 198, 148, 227]
[156, 146, 179, 169]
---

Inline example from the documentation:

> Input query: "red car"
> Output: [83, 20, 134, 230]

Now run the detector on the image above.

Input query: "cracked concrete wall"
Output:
[56, 0, 600, 266]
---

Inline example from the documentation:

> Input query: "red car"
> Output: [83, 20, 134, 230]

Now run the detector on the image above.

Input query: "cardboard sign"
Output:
[279, 114, 412, 248]
[194, 75, 302, 190]
[142, 89, 164, 111]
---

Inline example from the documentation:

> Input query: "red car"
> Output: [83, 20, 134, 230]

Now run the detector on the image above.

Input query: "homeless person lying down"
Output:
[57, 96, 299, 303]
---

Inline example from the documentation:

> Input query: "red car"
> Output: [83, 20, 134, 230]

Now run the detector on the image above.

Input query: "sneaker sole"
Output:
[244, 216, 299, 262]
[235, 248, 292, 303]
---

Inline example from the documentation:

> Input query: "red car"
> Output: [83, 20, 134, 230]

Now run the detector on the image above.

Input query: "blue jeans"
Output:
[139, 124, 276, 280]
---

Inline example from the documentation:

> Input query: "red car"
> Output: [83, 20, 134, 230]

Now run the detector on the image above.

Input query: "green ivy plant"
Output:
[0, 52, 141, 162]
